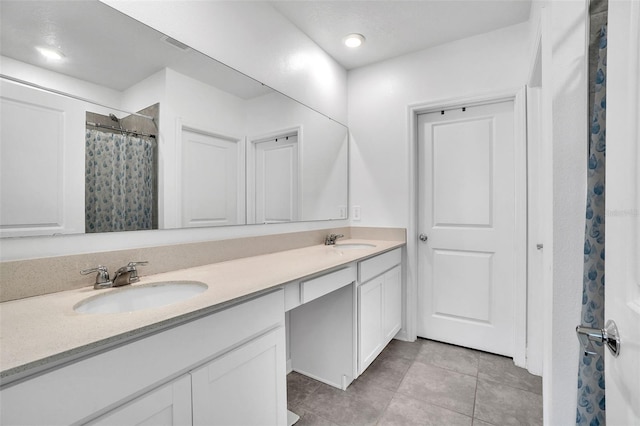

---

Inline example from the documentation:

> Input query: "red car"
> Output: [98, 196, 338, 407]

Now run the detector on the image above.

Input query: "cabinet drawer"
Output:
[301, 266, 355, 304]
[359, 248, 401, 283]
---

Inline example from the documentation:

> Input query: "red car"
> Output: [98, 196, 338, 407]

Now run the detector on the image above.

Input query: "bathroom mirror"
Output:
[0, 0, 348, 238]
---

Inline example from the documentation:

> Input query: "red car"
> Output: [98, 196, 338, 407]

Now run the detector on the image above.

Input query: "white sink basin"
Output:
[333, 243, 376, 250]
[74, 281, 208, 314]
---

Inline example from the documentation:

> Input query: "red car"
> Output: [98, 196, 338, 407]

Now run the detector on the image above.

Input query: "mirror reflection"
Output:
[0, 0, 348, 238]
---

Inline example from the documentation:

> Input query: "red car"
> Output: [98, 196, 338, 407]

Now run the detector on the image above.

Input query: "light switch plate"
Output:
[352, 205, 361, 221]
[338, 205, 347, 219]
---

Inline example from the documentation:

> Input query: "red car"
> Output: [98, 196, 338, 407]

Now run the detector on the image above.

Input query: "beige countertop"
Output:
[0, 239, 404, 381]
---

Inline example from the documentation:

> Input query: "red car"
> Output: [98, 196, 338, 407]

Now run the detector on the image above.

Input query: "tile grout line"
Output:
[477, 373, 543, 396]
[472, 355, 480, 425]
[374, 350, 418, 425]
[392, 368, 477, 419]
[396, 346, 481, 419]
[471, 368, 479, 425]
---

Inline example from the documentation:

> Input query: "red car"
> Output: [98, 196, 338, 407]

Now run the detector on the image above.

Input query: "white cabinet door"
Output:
[191, 327, 287, 426]
[90, 375, 192, 426]
[358, 275, 384, 374]
[358, 257, 403, 376]
[383, 266, 402, 341]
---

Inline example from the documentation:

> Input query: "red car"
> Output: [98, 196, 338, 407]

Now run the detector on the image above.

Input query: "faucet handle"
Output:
[324, 233, 345, 245]
[80, 265, 109, 276]
[80, 265, 112, 289]
[127, 261, 148, 283]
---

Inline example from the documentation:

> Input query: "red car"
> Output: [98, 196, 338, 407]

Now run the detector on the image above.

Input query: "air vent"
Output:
[161, 35, 190, 51]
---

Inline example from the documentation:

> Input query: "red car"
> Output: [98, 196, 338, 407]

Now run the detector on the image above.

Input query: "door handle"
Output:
[576, 319, 621, 357]
[419, 234, 428, 242]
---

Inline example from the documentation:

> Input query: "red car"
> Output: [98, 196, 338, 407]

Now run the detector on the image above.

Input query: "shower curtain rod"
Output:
[86, 121, 156, 139]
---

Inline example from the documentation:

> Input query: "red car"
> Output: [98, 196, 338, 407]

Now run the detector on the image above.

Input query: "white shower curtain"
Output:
[85, 129, 155, 233]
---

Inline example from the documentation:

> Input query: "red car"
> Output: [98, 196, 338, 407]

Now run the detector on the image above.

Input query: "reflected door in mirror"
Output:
[254, 134, 299, 224]
[0, 80, 85, 237]
[180, 128, 245, 227]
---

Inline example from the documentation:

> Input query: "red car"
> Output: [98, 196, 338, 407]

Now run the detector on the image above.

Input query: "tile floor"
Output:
[287, 338, 543, 426]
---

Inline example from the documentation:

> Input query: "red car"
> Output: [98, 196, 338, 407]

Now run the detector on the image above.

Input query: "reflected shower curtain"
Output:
[85, 129, 154, 233]
[576, 25, 607, 426]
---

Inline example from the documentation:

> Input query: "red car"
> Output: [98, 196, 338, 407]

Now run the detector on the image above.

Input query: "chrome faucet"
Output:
[80, 265, 113, 289]
[324, 233, 344, 245]
[112, 261, 148, 287]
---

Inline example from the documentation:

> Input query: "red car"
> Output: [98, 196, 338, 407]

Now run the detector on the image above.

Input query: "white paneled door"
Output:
[181, 128, 244, 227]
[254, 135, 299, 223]
[417, 101, 516, 356]
[0, 80, 85, 237]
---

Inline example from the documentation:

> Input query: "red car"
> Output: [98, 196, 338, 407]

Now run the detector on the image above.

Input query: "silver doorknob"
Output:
[576, 319, 621, 357]
[419, 234, 428, 242]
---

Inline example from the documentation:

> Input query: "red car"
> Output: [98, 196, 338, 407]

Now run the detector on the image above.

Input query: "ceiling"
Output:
[0, 0, 271, 97]
[0, 0, 532, 93]
[270, 0, 532, 70]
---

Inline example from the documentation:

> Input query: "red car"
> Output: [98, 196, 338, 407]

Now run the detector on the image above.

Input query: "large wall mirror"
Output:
[0, 0, 348, 238]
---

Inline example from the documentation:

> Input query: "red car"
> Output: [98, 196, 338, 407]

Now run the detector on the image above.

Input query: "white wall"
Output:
[347, 4, 589, 424]
[542, 0, 589, 424]
[100, 0, 347, 125]
[347, 18, 532, 368]
[348, 22, 531, 228]
[0, 56, 123, 107]
[347, 13, 561, 414]
[164, 68, 247, 229]
[245, 92, 348, 221]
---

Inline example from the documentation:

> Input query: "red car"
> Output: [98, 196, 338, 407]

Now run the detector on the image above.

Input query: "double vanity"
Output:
[0, 236, 404, 425]
[0, 3, 404, 424]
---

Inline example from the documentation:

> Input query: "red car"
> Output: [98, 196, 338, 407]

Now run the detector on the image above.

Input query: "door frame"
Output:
[406, 87, 528, 367]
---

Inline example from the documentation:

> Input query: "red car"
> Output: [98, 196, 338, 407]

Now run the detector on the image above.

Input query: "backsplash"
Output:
[0, 227, 405, 302]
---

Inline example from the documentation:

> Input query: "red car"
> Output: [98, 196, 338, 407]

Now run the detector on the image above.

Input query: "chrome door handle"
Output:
[419, 234, 428, 242]
[576, 319, 621, 357]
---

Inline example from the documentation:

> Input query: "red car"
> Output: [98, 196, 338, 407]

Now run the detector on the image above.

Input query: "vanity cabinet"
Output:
[383, 265, 402, 341]
[91, 328, 286, 426]
[0, 290, 286, 426]
[357, 248, 402, 375]
[89, 375, 193, 426]
[191, 327, 285, 425]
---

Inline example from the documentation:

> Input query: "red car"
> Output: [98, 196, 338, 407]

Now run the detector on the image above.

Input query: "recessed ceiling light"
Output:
[343, 33, 365, 48]
[36, 46, 65, 61]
